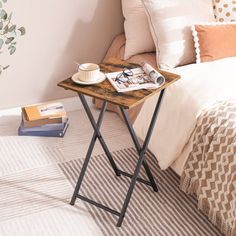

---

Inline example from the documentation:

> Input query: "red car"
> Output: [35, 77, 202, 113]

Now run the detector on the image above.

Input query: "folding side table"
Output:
[58, 58, 180, 227]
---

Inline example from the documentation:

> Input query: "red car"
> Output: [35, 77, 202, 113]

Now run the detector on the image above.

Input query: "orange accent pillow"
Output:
[192, 23, 236, 63]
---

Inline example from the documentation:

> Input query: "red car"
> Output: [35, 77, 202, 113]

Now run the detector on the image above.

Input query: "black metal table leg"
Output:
[71, 89, 165, 227]
[120, 107, 158, 192]
[79, 94, 120, 177]
[117, 89, 165, 227]
[70, 100, 108, 205]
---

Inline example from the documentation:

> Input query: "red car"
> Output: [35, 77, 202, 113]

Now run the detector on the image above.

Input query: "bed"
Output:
[94, 33, 236, 235]
[97, 34, 236, 175]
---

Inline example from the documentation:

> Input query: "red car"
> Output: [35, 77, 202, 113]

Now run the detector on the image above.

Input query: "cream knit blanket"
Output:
[181, 101, 236, 236]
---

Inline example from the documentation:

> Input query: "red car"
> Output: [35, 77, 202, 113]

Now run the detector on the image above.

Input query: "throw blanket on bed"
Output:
[180, 101, 236, 236]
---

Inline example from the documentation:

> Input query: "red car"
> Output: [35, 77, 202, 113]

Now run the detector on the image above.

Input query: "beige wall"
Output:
[0, 0, 124, 109]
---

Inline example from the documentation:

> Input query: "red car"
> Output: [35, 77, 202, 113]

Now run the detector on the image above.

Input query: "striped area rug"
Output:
[59, 147, 223, 236]
[0, 109, 223, 235]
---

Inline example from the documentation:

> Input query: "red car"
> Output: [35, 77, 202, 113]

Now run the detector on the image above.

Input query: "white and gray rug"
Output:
[0, 108, 223, 236]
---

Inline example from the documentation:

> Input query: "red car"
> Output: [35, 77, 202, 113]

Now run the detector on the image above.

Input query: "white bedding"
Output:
[133, 57, 236, 174]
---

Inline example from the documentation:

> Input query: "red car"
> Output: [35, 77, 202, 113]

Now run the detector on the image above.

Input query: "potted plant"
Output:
[0, 0, 25, 75]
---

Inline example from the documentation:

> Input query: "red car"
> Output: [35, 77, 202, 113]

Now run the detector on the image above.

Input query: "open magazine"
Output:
[106, 63, 165, 93]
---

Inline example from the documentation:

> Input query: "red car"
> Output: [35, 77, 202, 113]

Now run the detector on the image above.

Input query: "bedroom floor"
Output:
[0, 108, 223, 236]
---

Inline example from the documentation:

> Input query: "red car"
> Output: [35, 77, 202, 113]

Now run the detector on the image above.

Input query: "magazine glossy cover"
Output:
[106, 64, 165, 93]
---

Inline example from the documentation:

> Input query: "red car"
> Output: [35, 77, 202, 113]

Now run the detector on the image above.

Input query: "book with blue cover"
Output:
[18, 119, 69, 138]
[19, 118, 68, 132]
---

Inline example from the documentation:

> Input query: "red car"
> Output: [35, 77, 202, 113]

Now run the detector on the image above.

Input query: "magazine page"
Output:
[106, 64, 165, 93]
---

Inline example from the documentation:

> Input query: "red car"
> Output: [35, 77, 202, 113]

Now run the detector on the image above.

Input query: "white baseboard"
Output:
[0, 96, 92, 117]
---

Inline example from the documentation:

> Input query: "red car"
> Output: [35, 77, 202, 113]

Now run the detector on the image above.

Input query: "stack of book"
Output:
[18, 102, 69, 137]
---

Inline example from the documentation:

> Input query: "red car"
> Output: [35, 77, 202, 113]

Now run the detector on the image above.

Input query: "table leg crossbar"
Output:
[76, 194, 121, 216]
[70, 89, 165, 227]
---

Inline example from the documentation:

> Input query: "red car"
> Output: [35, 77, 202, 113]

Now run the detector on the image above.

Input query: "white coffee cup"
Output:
[78, 63, 100, 82]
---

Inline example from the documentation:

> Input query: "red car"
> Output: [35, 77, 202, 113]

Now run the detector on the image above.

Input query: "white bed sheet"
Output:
[133, 57, 236, 175]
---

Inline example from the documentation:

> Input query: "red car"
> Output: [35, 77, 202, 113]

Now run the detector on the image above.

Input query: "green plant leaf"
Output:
[0, 39, 3, 49]
[3, 24, 8, 33]
[9, 46, 16, 55]
[8, 24, 16, 32]
[0, 0, 26, 75]
[18, 27, 26, 35]
[8, 12, 12, 21]
[5, 37, 14, 44]
[0, 9, 7, 19]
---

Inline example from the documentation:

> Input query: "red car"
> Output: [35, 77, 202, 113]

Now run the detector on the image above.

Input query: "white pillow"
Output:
[122, 0, 155, 60]
[142, 0, 216, 69]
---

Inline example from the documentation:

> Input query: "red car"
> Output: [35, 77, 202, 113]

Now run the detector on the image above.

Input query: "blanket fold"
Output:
[181, 101, 236, 236]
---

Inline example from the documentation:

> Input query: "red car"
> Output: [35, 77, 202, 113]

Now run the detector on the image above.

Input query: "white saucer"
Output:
[72, 72, 106, 85]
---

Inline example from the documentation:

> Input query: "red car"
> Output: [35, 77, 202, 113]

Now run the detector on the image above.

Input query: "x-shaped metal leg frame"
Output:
[70, 89, 165, 227]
